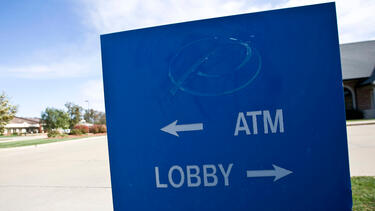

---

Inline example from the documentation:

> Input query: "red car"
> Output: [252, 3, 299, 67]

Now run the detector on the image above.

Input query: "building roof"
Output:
[9, 117, 40, 124]
[5, 117, 40, 129]
[340, 40, 375, 81]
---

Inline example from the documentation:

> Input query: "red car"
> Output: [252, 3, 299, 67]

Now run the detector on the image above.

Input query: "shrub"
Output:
[47, 130, 60, 138]
[89, 124, 107, 134]
[74, 125, 89, 134]
[89, 125, 100, 134]
[99, 125, 107, 133]
[70, 129, 82, 135]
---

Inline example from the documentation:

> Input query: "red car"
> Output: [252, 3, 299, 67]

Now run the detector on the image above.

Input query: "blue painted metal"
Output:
[101, 3, 352, 210]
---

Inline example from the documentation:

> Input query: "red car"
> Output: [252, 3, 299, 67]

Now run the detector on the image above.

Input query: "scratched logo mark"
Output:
[169, 37, 262, 96]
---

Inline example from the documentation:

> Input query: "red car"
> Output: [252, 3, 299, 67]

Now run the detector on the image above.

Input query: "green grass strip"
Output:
[0, 136, 94, 148]
[352, 176, 375, 211]
[0, 138, 11, 142]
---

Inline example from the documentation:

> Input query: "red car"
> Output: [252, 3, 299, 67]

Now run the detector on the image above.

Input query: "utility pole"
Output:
[85, 100, 90, 123]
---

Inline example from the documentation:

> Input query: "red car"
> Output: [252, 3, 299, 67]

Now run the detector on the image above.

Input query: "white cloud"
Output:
[0, 37, 102, 79]
[81, 0, 375, 43]
[80, 0, 276, 34]
[0, 58, 94, 79]
[80, 79, 105, 111]
[278, 0, 375, 43]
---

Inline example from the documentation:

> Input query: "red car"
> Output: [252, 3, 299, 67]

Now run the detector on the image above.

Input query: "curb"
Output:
[346, 121, 375, 126]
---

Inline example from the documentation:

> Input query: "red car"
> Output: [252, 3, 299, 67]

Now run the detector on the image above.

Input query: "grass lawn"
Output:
[352, 177, 375, 210]
[0, 136, 100, 148]
[0, 134, 19, 138]
[0, 138, 11, 142]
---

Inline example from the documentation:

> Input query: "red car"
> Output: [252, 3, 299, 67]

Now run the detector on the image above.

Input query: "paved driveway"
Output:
[0, 125, 373, 210]
[0, 136, 112, 211]
[347, 124, 375, 176]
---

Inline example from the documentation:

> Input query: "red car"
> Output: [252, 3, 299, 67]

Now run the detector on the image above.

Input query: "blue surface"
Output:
[101, 3, 352, 210]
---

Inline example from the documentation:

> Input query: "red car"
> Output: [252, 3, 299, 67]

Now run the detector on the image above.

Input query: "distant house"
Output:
[4, 117, 43, 135]
[341, 40, 375, 119]
[78, 119, 93, 127]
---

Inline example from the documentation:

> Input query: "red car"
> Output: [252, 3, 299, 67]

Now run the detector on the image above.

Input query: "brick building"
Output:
[341, 40, 375, 119]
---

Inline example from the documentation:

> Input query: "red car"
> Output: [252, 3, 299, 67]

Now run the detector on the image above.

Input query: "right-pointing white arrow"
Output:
[246, 164, 293, 182]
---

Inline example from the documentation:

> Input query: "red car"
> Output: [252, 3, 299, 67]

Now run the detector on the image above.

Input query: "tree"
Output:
[83, 109, 96, 124]
[97, 111, 106, 125]
[0, 92, 17, 134]
[65, 102, 83, 129]
[84, 109, 106, 124]
[41, 108, 69, 132]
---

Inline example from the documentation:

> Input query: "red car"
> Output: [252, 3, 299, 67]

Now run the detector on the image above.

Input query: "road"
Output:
[0, 136, 112, 211]
[0, 125, 374, 210]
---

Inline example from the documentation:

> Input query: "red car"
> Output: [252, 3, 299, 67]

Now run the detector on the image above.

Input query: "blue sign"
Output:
[101, 3, 352, 210]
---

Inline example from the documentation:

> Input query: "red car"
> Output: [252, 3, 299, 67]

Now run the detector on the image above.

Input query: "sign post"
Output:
[101, 3, 352, 210]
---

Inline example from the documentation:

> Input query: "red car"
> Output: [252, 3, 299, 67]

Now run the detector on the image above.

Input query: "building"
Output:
[4, 117, 42, 135]
[341, 40, 375, 119]
[78, 119, 93, 127]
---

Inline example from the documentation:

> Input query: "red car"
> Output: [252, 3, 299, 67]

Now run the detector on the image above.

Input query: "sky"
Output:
[0, 0, 374, 117]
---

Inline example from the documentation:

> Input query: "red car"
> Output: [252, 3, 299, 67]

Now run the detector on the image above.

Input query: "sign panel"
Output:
[101, 3, 352, 210]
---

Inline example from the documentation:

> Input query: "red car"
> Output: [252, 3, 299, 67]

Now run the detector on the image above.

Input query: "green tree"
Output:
[83, 109, 96, 124]
[84, 109, 106, 124]
[41, 108, 69, 132]
[97, 111, 106, 125]
[0, 92, 18, 134]
[65, 102, 83, 129]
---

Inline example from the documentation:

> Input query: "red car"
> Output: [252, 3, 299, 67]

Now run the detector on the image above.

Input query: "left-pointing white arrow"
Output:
[161, 120, 203, 137]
